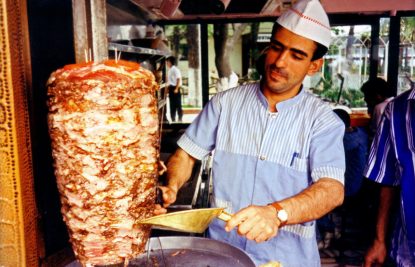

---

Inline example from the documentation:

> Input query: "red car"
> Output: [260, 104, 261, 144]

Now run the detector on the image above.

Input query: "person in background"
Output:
[360, 78, 394, 140]
[166, 56, 183, 122]
[155, 0, 345, 266]
[363, 86, 415, 267]
[360, 77, 395, 252]
[333, 109, 368, 197]
[317, 108, 368, 249]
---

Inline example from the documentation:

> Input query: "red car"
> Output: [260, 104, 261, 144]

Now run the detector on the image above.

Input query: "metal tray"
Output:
[66, 236, 255, 267]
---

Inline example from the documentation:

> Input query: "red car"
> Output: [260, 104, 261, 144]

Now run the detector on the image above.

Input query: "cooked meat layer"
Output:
[47, 60, 159, 266]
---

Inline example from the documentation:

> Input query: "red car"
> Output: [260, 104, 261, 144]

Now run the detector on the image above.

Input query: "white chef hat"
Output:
[276, 0, 331, 48]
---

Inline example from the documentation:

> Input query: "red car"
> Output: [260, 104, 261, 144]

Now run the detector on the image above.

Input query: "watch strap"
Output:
[269, 202, 288, 227]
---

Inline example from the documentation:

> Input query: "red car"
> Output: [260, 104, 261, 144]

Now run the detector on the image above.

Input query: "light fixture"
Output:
[210, 0, 231, 14]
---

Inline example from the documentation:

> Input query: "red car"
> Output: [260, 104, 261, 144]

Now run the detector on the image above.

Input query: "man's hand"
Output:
[364, 239, 387, 267]
[154, 148, 196, 215]
[154, 186, 178, 215]
[173, 88, 179, 94]
[225, 205, 279, 243]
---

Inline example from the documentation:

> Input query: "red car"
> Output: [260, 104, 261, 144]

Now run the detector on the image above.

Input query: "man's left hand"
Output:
[225, 205, 279, 243]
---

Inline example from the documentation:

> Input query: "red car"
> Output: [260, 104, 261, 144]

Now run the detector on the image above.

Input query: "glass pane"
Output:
[207, 23, 269, 99]
[310, 25, 372, 109]
[165, 24, 202, 123]
[398, 16, 415, 94]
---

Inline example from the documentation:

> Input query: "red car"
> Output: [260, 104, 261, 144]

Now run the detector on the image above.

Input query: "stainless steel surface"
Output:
[131, 236, 255, 266]
[66, 236, 255, 267]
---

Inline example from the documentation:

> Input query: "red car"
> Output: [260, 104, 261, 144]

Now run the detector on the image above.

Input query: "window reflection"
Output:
[162, 16, 415, 123]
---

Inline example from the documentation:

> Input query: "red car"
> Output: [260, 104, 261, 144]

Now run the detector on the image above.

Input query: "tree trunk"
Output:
[186, 25, 202, 107]
[345, 26, 355, 72]
[187, 25, 200, 69]
[250, 23, 260, 68]
[214, 23, 231, 78]
[172, 26, 181, 58]
[213, 23, 247, 92]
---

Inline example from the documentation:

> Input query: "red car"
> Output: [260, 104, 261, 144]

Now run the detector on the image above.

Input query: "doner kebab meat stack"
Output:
[47, 60, 159, 266]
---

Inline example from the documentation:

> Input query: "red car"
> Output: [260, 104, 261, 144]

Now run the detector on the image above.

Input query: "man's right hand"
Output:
[153, 185, 178, 215]
[364, 239, 387, 267]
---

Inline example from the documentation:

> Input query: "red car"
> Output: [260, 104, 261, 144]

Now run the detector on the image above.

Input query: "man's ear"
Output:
[307, 58, 323, 76]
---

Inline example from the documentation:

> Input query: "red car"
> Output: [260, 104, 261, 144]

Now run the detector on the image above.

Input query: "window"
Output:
[162, 15, 415, 123]
[309, 25, 372, 109]
[398, 16, 415, 94]
[164, 24, 202, 123]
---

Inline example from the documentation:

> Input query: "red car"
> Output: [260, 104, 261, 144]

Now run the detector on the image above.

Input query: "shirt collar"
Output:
[256, 83, 305, 112]
[408, 87, 415, 100]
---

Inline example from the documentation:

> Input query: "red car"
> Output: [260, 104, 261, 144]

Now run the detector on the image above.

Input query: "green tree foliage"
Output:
[400, 17, 415, 42]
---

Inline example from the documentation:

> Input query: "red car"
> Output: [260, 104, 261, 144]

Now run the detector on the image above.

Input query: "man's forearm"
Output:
[374, 186, 396, 242]
[166, 148, 196, 192]
[278, 178, 344, 225]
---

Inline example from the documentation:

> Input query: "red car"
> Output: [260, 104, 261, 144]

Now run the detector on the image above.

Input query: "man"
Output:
[166, 56, 183, 122]
[363, 87, 415, 267]
[333, 109, 368, 197]
[360, 77, 394, 140]
[156, 0, 345, 265]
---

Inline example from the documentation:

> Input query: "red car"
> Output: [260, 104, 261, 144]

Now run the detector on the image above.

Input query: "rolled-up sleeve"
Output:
[177, 96, 221, 160]
[309, 111, 346, 183]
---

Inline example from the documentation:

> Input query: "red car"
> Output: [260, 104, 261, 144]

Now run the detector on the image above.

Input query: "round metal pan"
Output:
[66, 236, 255, 267]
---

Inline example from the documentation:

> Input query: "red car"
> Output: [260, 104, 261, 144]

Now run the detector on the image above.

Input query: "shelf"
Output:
[108, 42, 169, 57]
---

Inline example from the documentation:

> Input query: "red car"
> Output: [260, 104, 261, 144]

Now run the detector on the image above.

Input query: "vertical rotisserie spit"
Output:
[47, 60, 159, 266]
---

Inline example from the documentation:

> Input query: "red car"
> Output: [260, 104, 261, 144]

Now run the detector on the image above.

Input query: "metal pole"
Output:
[369, 18, 380, 79]
[387, 16, 400, 96]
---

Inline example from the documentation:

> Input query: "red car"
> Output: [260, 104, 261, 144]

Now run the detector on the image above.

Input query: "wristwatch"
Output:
[269, 202, 288, 227]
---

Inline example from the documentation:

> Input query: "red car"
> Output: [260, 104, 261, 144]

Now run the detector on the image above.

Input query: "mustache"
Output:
[268, 66, 288, 78]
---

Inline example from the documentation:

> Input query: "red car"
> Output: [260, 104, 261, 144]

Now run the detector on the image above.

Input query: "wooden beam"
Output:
[322, 0, 415, 14]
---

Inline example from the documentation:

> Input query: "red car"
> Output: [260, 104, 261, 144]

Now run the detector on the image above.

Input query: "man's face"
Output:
[263, 27, 322, 98]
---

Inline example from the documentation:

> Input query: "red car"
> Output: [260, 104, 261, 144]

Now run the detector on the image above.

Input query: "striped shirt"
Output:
[364, 88, 415, 266]
[178, 83, 345, 266]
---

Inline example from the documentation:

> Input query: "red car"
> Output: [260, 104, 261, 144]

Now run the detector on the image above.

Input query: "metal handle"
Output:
[156, 187, 163, 205]
[218, 210, 232, 222]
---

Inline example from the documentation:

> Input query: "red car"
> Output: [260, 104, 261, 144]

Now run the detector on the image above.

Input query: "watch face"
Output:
[278, 210, 288, 222]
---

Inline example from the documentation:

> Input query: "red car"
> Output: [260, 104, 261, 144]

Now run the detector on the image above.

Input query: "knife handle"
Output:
[218, 211, 232, 222]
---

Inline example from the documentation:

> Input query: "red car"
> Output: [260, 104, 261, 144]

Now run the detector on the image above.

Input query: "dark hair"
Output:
[167, 56, 176, 65]
[360, 77, 394, 98]
[271, 23, 328, 61]
[333, 108, 350, 128]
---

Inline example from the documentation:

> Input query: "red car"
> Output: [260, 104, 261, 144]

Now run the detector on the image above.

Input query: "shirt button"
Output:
[259, 155, 266, 161]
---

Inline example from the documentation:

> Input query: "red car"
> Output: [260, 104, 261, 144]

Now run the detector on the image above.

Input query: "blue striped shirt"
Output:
[178, 83, 345, 266]
[364, 88, 415, 266]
